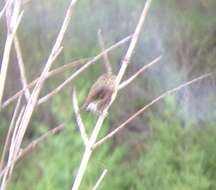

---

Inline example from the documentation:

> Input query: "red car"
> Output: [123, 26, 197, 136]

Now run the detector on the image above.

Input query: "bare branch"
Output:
[92, 169, 108, 190]
[71, 112, 108, 190]
[0, 93, 23, 171]
[93, 73, 211, 149]
[115, 0, 152, 86]
[72, 89, 88, 147]
[14, 36, 30, 101]
[1, 57, 88, 109]
[97, 29, 112, 74]
[0, 0, 11, 20]
[118, 55, 161, 90]
[0, 1, 23, 105]
[0, 124, 64, 180]
[0, 106, 25, 190]
[38, 35, 132, 105]
[17, 124, 65, 161]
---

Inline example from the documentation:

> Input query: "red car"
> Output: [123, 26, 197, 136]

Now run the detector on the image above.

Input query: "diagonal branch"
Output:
[92, 169, 108, 190]
[14, 36, 30, 101]
[72, 89, 88, 147]
[0, 0, 11, 20]
[0, 0, 23, 105]
[0, 106, 25, 190]
[0, 93, 23, 171]
[115, 0, 152, 86]
[97, 29, 112, 74]
[38, 35, 132, 105]
[16, 124, 65, 161]
[1, 57, 89, 109]
[93, 73, 211, 149]
[0, 124, 64, 180]
[118, 55, 161, 90]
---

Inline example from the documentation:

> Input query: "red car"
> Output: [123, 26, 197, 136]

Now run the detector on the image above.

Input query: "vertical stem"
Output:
[0, 0, 21, 105]
[71, 116, 106, 190]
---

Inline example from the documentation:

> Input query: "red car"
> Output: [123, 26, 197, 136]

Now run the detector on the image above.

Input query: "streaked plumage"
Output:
[82, 73, 116, 114]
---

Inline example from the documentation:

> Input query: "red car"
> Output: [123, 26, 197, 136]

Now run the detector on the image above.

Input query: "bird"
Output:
[81, 73, 116, 115]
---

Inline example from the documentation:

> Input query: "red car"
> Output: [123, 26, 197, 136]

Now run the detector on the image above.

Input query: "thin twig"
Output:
[14, 36, 30, 101]
[17, 124, 65, 160]
[115, 0, 152, 86]
[97, 29, 112, 74]
[1, 57, 89, 109]
[71, 112, 108, 190]
[0, 106, 25, 190]
[0, 93, 23, 171]
[118, 56, 161, 90]
[0, 124, 64, 180]
[92, 169, 108, 190]
[72, 89, 88, 146]
[0, 1, 23, 105]
[0, 0, 11, 20]
[93, 73, 211, 149]
[7, 106, 25, 178]
[38, 35, 132, 105]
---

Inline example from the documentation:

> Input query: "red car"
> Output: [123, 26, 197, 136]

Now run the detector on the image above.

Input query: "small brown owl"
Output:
[81, 73, 116, 114]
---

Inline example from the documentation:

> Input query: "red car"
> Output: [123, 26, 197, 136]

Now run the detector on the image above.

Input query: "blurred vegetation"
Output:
[1, 0, 216, 189]
[8, 108, 216, 190]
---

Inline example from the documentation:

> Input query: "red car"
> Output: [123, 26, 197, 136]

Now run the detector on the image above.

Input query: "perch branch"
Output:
[38, 35, 132, 105]
[71, 1, 152, 189]
[115, 0, 152, 86]
[97, 29, 112, 74]
[93, 73, 211, 149]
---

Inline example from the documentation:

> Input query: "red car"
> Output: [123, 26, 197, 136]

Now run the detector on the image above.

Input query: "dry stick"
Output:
[71, 1, 152, 190]
[72, 89, 88, 146]
[71, 112, 108, 190]
[0, 1, 23, 105]
[0, 94, 23, 171]
[0, 0, 11, 20]
[1, 46, 66, 109]
[97, 29, 112, 74]
[38, 35, 132, 106]
[0, 106, 25, 190]
[93, 73, 211, 149]
[1, 0, 78, 186]
[1, 57, 89, 109]
[16, 124, 65, 161]
[0, 124, 65, 180]
[92, 169, 108, 190]
[6, 106, 25, 179]
[118, 55, 161, 90]
[14, 36, 30, 101]
[115, 0, 152, 86]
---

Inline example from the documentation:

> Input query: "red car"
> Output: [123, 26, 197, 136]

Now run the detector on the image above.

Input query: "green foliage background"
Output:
[0, 0, 216, 189]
